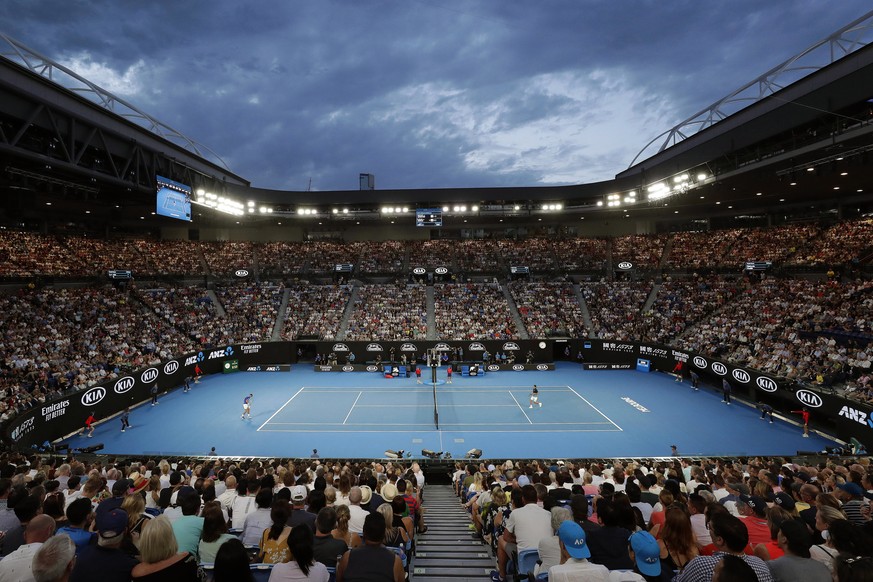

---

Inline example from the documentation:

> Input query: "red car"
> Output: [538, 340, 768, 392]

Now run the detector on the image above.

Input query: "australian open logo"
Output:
[617, 261, 633, 270]
[435, 267, 448, 275]
[163, 361, 179, 375]
[487, 364, 499, 371]
[114, 376, 135, 394]
[711, 362, 728, 376]
[366, 343, 383, 352]
[692, 356, 707, 369]
[795, 389, 823, 408]
[81, 387, 106, 406]
[732, 369, 750, 384]
[756, 376, 778, 393]
[469, 342, 486, 351]
[512, 364, 524, 371]
[434, 343, 451, 351]
[366, 365, 378, 372]
[536, 364, 549, 371]
[342, 365, 354, 372]
[400, 343, 417, 352]
[503, 342, 520, 351]
[412, 267, 426, 275]
[141, 368, 159, 384]
[333, 343, 350, 352]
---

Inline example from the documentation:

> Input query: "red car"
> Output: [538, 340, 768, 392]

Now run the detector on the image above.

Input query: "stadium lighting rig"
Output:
[194, 190, 245, 216]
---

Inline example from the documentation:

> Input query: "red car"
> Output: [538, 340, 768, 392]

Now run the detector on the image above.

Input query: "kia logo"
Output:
[342, 365, 354, 372]
[617, 261, 633, 270]
[366, 365, 378, 372]
[332, 343, 349, 352]
[81, 387, 106, 406]
[536, 364, 548, 371]
[412, 267, 426, 275]
[756, 377, 778, 393]
[141, 368, 159, 383]
[114, 376, 135, 394]
[435, 343, 450, 351]
[164, 361, 179, 375]
[512, 364, 524, 371]
[796, 389, 823, 408]
[732, 369, 750, 383]
[692, 356, 707, 369]
[234, 269, 250, 277]
[487, 365, 499, 371]
[711, 362, 728, 376]
[435, 267, 448, 275]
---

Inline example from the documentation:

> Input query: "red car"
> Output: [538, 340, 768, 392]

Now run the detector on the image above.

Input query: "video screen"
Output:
[416, 208, 442, 227]
[155, 175, 192, 221]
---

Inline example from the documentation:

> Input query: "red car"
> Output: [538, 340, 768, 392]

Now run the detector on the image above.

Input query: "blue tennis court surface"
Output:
[63, 363, 838, 459]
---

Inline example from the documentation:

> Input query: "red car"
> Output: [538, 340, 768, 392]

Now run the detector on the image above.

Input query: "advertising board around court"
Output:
[313, 340, 552, 366]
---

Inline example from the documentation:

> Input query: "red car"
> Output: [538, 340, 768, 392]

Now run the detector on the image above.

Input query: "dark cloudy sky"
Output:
[3, 1, 871, 191]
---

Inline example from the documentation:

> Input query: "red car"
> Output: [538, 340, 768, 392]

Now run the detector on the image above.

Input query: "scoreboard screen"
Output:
[416, 208, 442, 227]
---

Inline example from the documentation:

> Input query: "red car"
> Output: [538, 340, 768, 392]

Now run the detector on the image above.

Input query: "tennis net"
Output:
[432, 382, 439, 430]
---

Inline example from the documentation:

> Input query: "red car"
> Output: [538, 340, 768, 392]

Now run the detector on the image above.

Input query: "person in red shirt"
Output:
[672, 361, 684, 383]
[791, 407, 810, 437]
[80, 412, 96, 438]
[737, 495, 771, 547]
[446, 366, 452, 384]
[415, 367, 422, 384]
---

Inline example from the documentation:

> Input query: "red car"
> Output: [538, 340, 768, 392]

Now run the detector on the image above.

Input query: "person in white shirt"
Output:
[347, 487, 370, 535]
[231, 480, 260, 530]
[492, 485, 552, 582]
[217, 475, 238, 512]
[31, 533, 76, 582]
[0, 514, 55, 582]
[241, 489, 273, 545]
[63, 476, 83, 509]
[547, 520, 610, 582]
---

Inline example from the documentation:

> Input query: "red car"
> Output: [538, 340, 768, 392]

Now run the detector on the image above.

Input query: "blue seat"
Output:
[144, 507, 162, 517]
[250, 563, 274, 582]
[516, 549, 539, 577]
[327, 566, 337, 582]
[388, 545, 407, 568]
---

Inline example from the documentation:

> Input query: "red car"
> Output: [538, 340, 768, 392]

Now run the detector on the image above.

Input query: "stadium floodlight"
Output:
[471, 205, 479, 212]
[513, 205, 520, 211]
[332, 208, 338, 214]
[442, 206, 449, 212]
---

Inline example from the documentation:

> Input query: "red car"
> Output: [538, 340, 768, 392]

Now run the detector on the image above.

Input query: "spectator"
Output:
[0, 514, 55, 582]
[69, 508, 137, 582]
[260, 500, 292, 564]
[31, 533, 76, 582]
[198, 503, 237, 564]
[214, 538, 255, 582]
[336, 512, 404, 582]
[268, 524, 329, 581]
[55, 498, 95, 554]
[130, 515, 199, 581]
[312, 507, 348, 568]
[675, 513, 774, 582]
[766, 519, 831, 581]
[493, 484, 551, 582]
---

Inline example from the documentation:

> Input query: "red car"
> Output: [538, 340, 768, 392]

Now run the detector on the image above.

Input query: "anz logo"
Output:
[81, 387, 106, 406]
[536, 364, 549, 371]
[692, 356, 707, 369]
[795, 389, 823, 408]
[711, 362, 728, 376]
[114, 376, 135, 394]
[512, 364, 524, 371]
[141, 368, 159, 384]
[838, 406, 873, 428]
[164, 361, 179, 375]
[732, 369, 750, 383]
[333, 343, 350, 352]
[756, 377, 778, 393]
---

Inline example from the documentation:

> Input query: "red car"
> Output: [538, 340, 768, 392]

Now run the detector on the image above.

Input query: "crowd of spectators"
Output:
[345, 284, 428, 341]
[509, 282, 588, 338]
[305, 241, 364, 274]
[737, 224, 822, 265]
[790, 219, 873, 266]
[612, 234, 670, 269]
[200, 241, 254, 277]
[434, 283, 519, 340]
[258, 242, 308, 277]
[677, 278, 873, 386]
[582, 282, 653, 340]
[358, 241, 407, 274]
[497, 239, 556, 271]
[210, 282, 285, 345]
[280, 284, 352, 341]
[0, 452, 426, 581]
[552, 237, 608, 271]
[666, 229, 744, 270]
[457, 454, 873, 582]
[0, 285, 193, 422]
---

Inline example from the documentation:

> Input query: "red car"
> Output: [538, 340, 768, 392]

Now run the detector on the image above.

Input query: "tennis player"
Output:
[241, 393, 253, 420]
[529, 385, 542, 408]
[80, 411, 96, 437]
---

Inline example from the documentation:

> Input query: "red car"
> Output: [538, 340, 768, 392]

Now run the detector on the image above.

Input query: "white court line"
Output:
[342, 392, 363, 425]
[567, 386, 623, 431]
[353, 403, 519, 407]
[258, 428, 623, 433]
[257, 387, 305, 431]
[300, 389, 570, 393]
[508, 391, 533, 424]
[266, 421, 614, 426]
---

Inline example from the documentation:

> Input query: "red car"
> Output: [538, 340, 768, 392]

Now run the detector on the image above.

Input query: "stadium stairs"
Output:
[336, 285, 360, 340]
[426, 286, 436, 340]
[206, 289, 226, 317]
[641, 282, 662, 312]
[411, 485, 495, 582]
[271, 288, 291, 340]
[501, 286, 529, 339]
[572, 284, 594, 332]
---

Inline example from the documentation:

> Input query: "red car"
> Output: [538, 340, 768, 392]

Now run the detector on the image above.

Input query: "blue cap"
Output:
[838, 482, 864, 497]
[629, 531, 661, 577]
[557, 521, 590, 559]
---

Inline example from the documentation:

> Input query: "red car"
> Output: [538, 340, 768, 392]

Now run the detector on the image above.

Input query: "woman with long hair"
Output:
[130, 516, 200, 581]
[269, 524, 329, 581]
[259, 499, 292, 564]
[335, 474, 352, 506]
[753, 506, 792, 561]
[376, 503, 409, 549]
[331, 504, 361, 549]
[199, 503, 237, 563]
[121, 491, 151, 555]
[648, 490, 675, 534]
[657, 507, 698, 573]
[810, 504, 848, 575]
[145, 475, 162, 510]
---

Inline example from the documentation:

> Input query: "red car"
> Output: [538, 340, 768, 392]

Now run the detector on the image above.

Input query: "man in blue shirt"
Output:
[56, 498, 96, 554]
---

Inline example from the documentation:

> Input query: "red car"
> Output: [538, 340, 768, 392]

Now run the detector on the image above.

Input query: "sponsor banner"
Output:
[313, 364, 383, 373]
[244, 365, 291, 372]
[584, 363, 633, 370]
[466, 363, 555, 372]
[314, 340, 552, 363]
